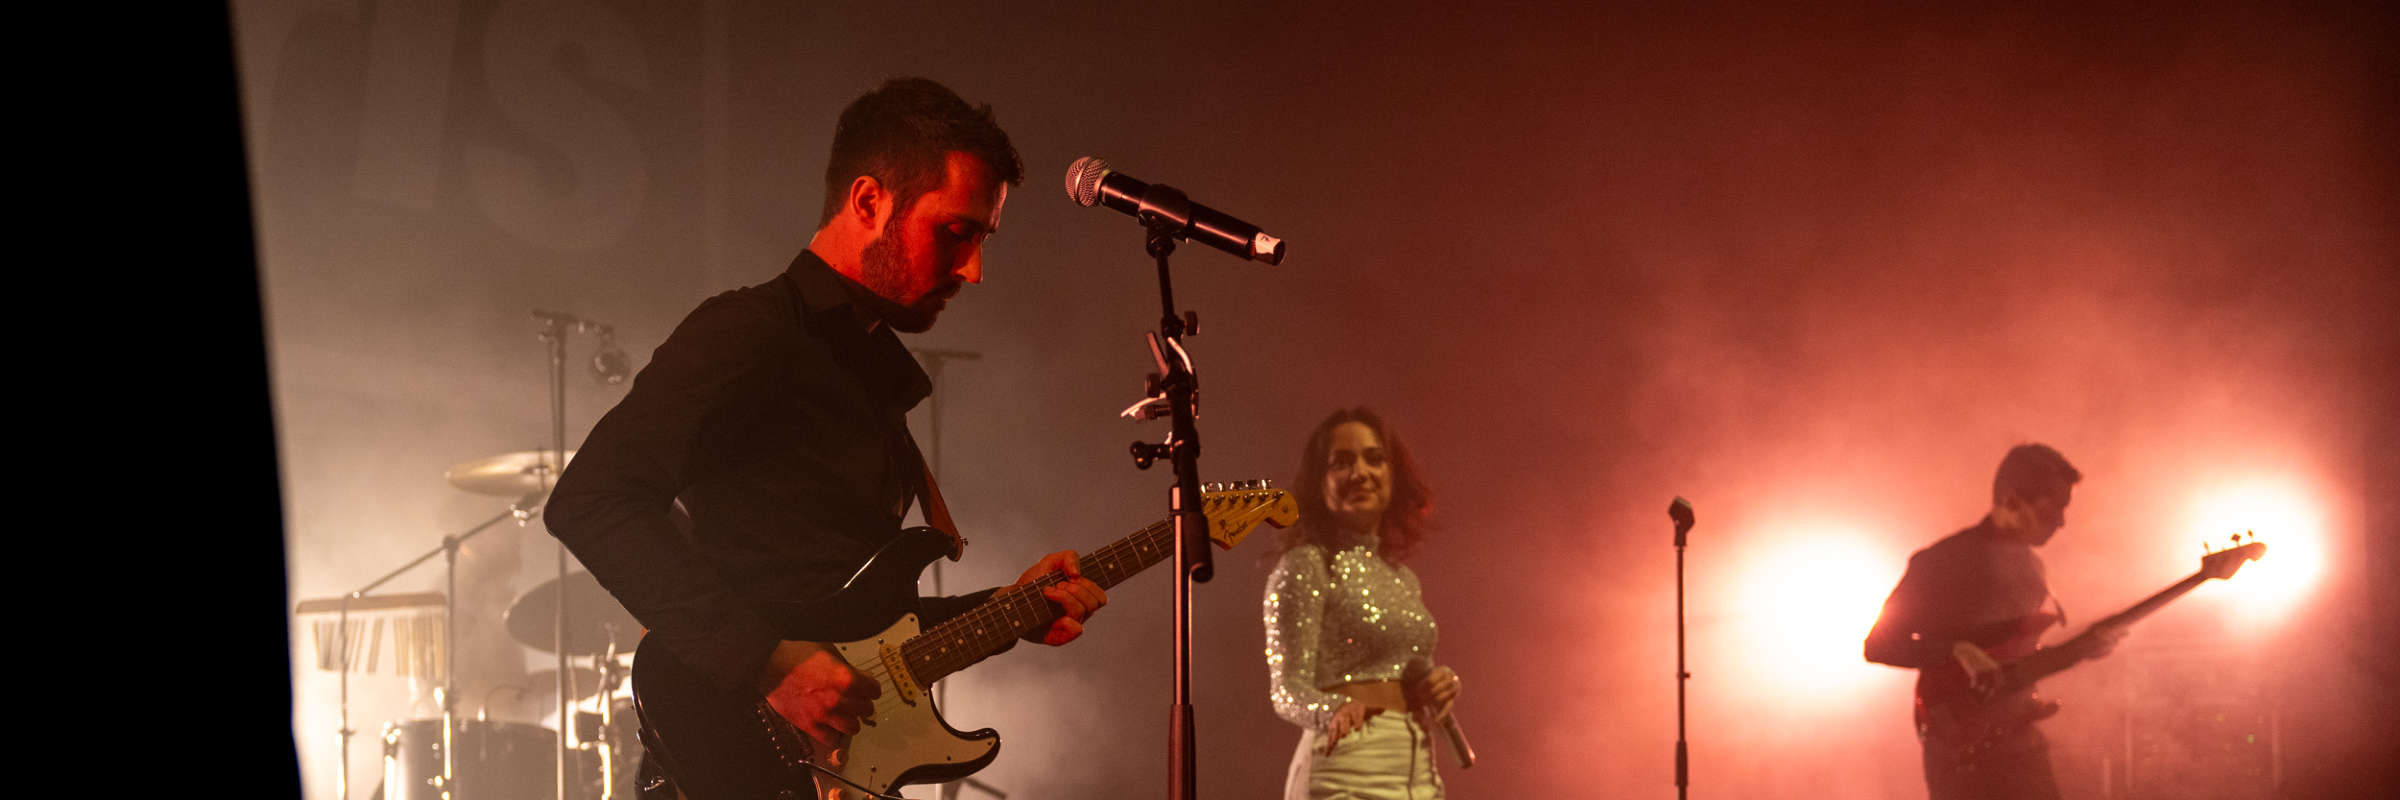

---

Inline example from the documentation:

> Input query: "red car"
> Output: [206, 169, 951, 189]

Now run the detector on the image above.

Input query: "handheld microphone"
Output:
[1403, 657, 1475, 768]
[1063, 157, 1286, 265]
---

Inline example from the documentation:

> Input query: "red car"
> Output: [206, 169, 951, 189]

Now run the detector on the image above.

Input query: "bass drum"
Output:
[379, 719, 555, 800]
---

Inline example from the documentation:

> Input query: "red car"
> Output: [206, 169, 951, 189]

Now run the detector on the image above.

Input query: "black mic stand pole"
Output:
[1125, 201, 1213, 800]
[540, 315, 576, 800]
[1670, 497, 1695, 800]
[533, 310, 612, 800]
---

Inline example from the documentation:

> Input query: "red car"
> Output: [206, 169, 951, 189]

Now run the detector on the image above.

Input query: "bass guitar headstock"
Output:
[2199, 531, 2268, 581]
[1201, 480, 1298, 549]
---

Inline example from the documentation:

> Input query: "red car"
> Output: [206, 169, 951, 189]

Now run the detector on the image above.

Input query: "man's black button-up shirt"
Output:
[548, 251, 989, 692]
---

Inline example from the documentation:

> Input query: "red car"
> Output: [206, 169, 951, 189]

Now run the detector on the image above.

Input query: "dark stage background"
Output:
[239, 1, 2397, 798]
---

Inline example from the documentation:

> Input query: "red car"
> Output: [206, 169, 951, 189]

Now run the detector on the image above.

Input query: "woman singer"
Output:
[1263, 407, 1462, 800]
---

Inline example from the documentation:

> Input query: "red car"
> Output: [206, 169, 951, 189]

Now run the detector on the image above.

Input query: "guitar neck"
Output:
[902, 518, 1178, 685]
[2004, 569, 2211, 690]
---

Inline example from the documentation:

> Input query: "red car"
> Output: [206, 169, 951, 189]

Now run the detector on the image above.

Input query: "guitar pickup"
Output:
[879, 642, 922, 707]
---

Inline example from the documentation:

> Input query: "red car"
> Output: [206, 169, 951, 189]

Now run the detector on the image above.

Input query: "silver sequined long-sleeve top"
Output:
[1262, 531, 1439, 730]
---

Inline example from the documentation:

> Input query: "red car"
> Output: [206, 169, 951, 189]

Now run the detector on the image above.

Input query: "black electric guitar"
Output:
[1916, 534, 2267, 768]
[632, 481, 1298, 800]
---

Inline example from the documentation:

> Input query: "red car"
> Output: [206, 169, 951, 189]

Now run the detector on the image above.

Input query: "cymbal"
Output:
[505, 571, 640, 655]
[447, 450, 576, 496]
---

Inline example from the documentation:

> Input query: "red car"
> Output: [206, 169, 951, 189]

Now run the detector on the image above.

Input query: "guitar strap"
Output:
[900, 426, 965, 561]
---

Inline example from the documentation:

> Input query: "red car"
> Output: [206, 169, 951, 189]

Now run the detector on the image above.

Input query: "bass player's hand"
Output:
[1951, 640, 2005, 693]
[1015, 550, 1108, 646]
[1322, 701, 1385, 754]
[758, 639, 882, 748]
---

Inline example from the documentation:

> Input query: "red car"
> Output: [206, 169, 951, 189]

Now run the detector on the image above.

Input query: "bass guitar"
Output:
[632, 481, 1298, 800]
[1916, 534, 2266, 767]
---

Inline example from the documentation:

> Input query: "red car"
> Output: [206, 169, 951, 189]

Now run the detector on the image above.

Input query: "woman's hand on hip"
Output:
[1322, 701, 1384, 754]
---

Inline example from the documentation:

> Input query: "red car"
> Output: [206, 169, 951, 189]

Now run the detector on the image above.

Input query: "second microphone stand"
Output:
[1670, 497, 1696, 800]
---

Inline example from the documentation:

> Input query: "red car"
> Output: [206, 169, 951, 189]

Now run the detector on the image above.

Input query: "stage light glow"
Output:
[2184, 480, 2324, 620]
[1729, 532, 1903, 699]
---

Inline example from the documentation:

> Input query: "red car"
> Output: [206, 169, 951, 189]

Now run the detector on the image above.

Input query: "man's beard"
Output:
[857, 232, 957, 333]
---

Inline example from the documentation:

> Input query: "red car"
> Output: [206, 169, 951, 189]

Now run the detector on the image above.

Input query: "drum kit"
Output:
[296, 448, 644, 800]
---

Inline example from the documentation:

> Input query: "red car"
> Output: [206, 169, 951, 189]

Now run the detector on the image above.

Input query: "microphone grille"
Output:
[1064, 157, 1110, 207]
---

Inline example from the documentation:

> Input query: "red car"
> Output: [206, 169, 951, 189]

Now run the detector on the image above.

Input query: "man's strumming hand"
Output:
[758, 639, 882, 748]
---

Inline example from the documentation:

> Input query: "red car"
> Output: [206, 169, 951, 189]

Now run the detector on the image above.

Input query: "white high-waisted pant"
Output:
[1282, 713, 1444, 800]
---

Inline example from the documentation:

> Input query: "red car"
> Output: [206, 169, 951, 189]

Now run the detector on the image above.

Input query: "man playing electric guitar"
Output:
[1864, 444, 2127, 800]
[547, 78, 1106, 800]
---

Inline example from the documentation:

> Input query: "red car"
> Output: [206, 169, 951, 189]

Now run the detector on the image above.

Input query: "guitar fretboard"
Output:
[900, 517, 1181, 684]
[2003, 570, 2214, 692]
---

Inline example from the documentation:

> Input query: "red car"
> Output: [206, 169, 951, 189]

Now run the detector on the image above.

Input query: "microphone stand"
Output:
[533, 310, 612, 800]
[1670, 498, 1695, 800]
[1125, 203, 1213, 800]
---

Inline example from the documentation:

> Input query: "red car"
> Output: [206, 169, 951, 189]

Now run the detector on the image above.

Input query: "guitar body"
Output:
[1913, 613, 2062, 765]
[632, 527, 1000, 800]
[625, 484, 1299, 800]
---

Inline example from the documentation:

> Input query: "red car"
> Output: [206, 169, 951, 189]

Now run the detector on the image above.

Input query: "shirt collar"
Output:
[783, 250, 933, 410]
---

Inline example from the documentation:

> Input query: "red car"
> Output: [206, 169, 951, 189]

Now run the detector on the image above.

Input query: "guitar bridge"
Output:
[756, 700, 816, 771]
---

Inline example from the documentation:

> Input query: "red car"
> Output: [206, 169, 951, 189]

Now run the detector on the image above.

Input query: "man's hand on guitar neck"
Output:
[759, 639, 883, 748]
[1013, 550, 1109, 646]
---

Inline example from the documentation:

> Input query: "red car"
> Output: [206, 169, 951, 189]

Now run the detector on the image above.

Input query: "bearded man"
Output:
[546, 77, 1106, 800]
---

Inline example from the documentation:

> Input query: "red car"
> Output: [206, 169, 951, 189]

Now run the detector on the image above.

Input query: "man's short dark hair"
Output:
[819, 78, 1024, 228]
[1993, 443, 2081, 504]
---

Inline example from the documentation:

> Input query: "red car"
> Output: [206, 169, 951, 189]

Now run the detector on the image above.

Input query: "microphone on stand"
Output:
[1063, 157, 1287, 265]
[590, 328, 630, 386]
[531, 310, 631, 385]
[1671, 496, 1695, 546]
[1404, 657, 1475, 768]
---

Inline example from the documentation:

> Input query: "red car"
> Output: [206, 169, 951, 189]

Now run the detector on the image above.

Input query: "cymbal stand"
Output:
[335, 498, 543, 800]
[911, 347, 1009, 800]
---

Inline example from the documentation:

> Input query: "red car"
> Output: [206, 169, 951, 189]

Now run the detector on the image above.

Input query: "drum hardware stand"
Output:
[909, 348, 1013, 800]
[1669, 497, 1696, 800]
[909, 347, 982, 645]
[588, 626, 626, 800]
[534, 309, 617, 800]
[1120, 202, 1213, 800]
[334, 496, 545, 800]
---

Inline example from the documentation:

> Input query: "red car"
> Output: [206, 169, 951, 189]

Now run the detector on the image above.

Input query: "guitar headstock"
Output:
[2199, 531, 2268, 581]
[1201, 480, 1298, 550]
